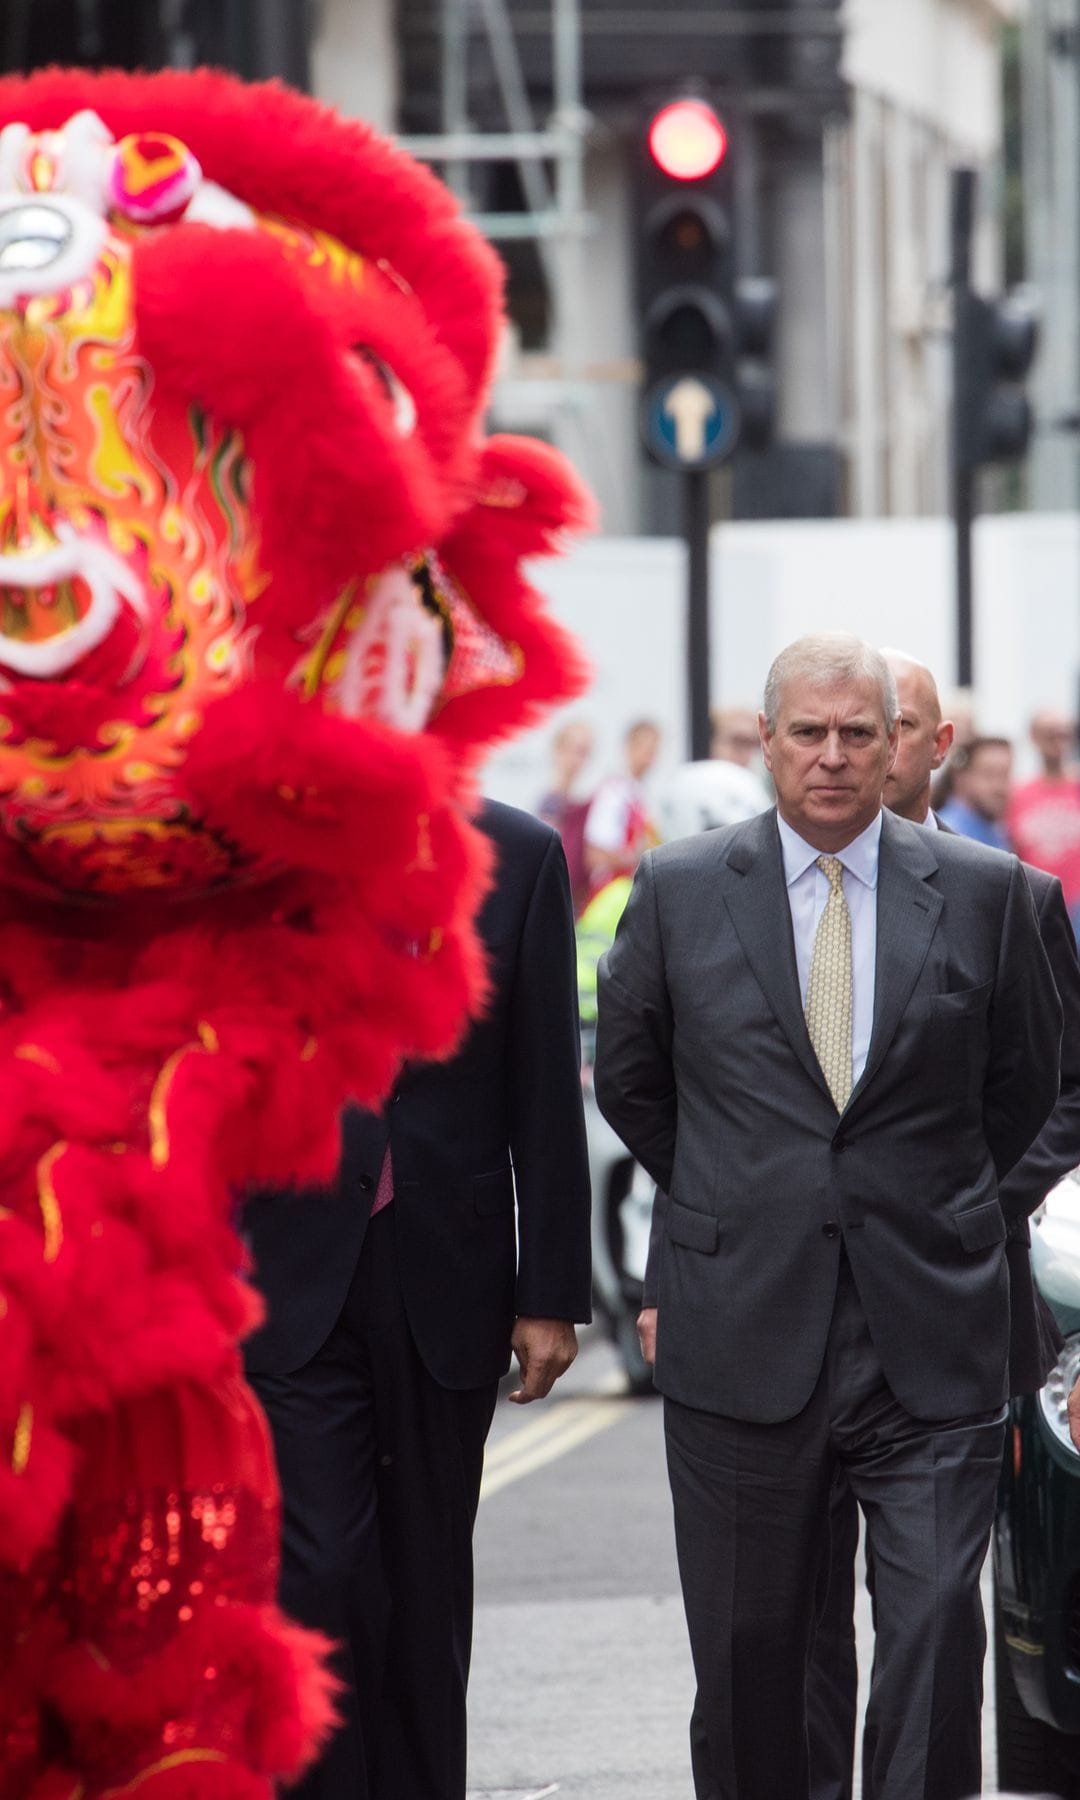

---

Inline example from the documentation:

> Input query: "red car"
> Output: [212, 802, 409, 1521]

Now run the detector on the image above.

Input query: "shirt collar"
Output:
[776, 808, 883, 890]
[922, 808, 940, 831]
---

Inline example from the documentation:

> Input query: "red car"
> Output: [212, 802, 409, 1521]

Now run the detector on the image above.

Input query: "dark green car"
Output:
[995, 1168, 1080, 1794]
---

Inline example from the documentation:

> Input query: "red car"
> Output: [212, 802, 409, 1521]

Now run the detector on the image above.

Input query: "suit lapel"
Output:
[723, 811, 833, 1102]
[845, 810, 942, 1113]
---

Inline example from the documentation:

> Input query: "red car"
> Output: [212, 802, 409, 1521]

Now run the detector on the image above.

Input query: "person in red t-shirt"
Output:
[1008, 708, 1080, 942]
[536, 717, 595, 914]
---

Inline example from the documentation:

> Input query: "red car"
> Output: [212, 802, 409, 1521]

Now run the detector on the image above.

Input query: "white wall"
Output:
[843, 0, 1007, 156]
[483, 511, 1080, 811]
[310, 0, 398, 133]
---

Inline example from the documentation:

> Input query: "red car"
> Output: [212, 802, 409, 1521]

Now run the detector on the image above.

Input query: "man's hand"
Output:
[637, 1307, 657, 1366]
[510, 1317, 578, 1403]
[1068, 1374, 1080, 1452]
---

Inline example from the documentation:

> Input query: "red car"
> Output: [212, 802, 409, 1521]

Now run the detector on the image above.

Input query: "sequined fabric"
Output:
[71, 1482, 278, 1668]
[0, 1379, 294, 1798]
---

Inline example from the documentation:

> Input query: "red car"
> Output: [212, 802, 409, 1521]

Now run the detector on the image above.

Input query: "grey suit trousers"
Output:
[664, 1255, 1005, 1800]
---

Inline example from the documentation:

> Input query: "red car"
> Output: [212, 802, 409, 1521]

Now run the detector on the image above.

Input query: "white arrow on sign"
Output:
[662, 377, 717, 461]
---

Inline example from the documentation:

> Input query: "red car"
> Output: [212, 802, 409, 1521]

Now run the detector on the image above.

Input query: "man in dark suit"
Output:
[805, 650, 1080, 1800]
[244, 799, 592, 1800]
[595, 633, 1062, 1800]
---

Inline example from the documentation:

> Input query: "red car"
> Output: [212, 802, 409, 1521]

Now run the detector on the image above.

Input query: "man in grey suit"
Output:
[595, 634, 1062, 1800]
[804, 649, 1080, 1800]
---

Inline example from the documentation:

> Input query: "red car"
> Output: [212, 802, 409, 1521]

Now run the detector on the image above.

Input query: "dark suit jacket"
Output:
[243, 799, 593, 1390]
[930, 817, 1080, 1393]
[998, 861, 1080, 1391]
[596, 808, 1062, 1424]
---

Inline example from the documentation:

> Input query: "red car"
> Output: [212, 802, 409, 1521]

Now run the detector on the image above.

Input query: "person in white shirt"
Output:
[582, 718, 660, 896]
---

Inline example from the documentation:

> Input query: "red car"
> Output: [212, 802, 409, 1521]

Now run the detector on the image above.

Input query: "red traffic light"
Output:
[647, 100, 727, 182]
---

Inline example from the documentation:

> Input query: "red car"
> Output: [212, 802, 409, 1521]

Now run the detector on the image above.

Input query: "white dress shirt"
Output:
[776, 810, 883, 1088]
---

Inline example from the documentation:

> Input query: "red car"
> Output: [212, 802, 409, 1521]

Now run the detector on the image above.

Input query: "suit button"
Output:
[358, 1174, 374, 1193]
[391, 1089, 401, 1105]
[822, 1222, 841, 1239]
[833, 1135, 848, 1153]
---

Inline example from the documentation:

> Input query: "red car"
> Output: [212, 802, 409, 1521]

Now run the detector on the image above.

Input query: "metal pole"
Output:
[685, 469, 712, 760]
[442, 0, 472, 202]
[951, 168, 977, 689]
[552, 0, 587, 424]
[477, 0, 559, 293]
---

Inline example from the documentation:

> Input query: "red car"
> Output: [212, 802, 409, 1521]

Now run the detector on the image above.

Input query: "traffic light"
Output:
[954, 287, 1039, 471]
[735, 277, 779, 450]
[636, 96, 777, 469]
[637, 97, 737, 399]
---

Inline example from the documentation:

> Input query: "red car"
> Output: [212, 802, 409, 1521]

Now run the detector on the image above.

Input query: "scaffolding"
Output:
[397, 0, 592, 423]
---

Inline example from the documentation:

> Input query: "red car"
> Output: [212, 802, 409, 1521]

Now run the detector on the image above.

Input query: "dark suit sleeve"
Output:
[507, 830, 593, 1322]
[594, 853, 677, 1194]
[642, 1185, 668, 1309]
[998, 873, 1080, 1225]
[983, 857, 1063, 1191]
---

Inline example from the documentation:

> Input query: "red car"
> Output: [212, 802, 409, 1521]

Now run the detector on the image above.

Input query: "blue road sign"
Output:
[641, 373, 741, 471]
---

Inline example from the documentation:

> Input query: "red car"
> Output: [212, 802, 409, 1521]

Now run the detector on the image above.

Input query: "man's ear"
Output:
[933, 719, 956, 772]
[757, 711, 773, 771]
[885, 716, 901, 774]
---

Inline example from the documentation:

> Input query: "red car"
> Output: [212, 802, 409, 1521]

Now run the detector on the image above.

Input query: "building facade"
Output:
[2, 0, 1020, 528]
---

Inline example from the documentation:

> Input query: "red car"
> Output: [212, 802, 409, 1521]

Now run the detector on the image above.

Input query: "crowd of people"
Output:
[541, 692, 1080, 950]
[536, 705, 771, 919]
[933, 707, 1080, 943]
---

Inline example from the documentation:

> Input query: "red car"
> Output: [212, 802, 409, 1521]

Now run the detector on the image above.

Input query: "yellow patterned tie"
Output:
[805, 855, 853, 1110]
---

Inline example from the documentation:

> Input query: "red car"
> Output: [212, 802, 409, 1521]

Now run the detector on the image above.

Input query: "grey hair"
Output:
[762, 633, 899, 734]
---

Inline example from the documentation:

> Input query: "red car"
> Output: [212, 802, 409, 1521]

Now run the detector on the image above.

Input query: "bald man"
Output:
[807, 652, 1080, 1800]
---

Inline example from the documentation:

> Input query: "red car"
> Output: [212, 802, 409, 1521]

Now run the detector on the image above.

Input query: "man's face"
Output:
[958, 745, 1012, 822]
[759, 675, 898, 851]
[556, 724, 593, 784]
[883, 667, 954, 821]
[711, 711, 760, 769]
[1032, 714, 1076, 772]
[627, 726, 660, 780]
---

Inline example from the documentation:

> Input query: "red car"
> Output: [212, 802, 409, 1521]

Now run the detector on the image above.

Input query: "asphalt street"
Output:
[466, 1329, 999, 1800]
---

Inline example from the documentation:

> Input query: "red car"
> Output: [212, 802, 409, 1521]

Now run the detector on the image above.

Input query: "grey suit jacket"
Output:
[595, 807, 1062, 1424]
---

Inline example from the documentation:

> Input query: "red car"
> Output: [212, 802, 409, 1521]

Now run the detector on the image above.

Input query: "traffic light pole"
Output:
[951, 168, 976, 690]
[685, 469, 712, 760]
[955, 470, 975, 689]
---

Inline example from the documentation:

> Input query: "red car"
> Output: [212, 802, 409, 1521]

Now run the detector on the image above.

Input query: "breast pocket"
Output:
[928, 979, 993, 1022]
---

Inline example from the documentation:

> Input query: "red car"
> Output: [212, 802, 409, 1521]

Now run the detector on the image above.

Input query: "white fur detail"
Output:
[184, 180, 255, 231]
[0, 529, 147, 678]
[0, 191, 107, 308]
[0, 123, 30, 195]
[57, 111, 116, 214]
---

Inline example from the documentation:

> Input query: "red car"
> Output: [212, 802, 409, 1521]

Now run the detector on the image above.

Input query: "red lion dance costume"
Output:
[0, 68, 590, 1799]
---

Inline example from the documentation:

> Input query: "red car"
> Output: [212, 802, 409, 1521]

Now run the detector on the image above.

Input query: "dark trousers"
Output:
[807, 1474, 861, 1800]
[249, 1205, 499, 1800]
[664, 1255, 1005, 1800]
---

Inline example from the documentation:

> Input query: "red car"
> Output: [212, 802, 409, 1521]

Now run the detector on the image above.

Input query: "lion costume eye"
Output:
[350, 345, 418, 438]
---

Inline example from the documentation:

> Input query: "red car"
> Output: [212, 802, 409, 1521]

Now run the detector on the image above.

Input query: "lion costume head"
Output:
[0, 68, 588, 905]
[0, 73, 590, 1799]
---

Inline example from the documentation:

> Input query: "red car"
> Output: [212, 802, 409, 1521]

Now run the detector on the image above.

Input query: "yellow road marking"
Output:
[480, 1397, 628, 1502]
